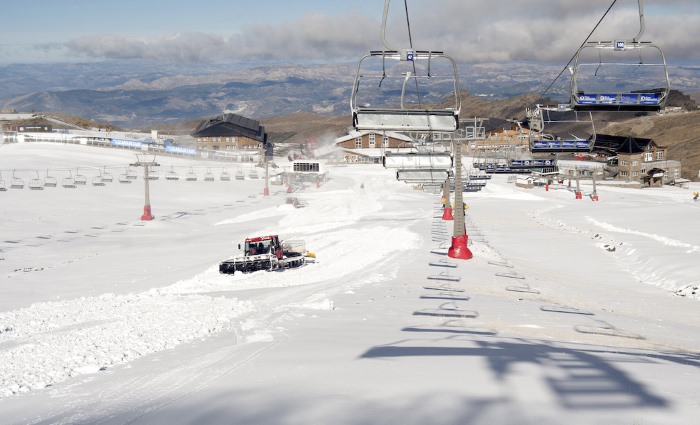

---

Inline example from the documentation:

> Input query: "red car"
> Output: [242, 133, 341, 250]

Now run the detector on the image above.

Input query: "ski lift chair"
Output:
[526, 105, 596, 153]
[101, 168, 114, 183]
[569, 42, 669, 112]
[204, 168, 215, 181]
[44, 170, 57, 187]
[147, 169, 159, 180]
[220, 168, 231, 181]
[235, 168, 245, 180]
[350, 0, 461, 133]
[92, 175, 105, 186]
[74, 170, 87, 185]
[248, 168, 258, 179]
[118, 167, 132, 184]
[29, 171, 44, 190]
[126, 167, 138, 180]
[186, 168, 198, 181]
[0, 176, 6, 191]
[165, 166, 179, 181]
[10, 170, 24, 189]
[351, 51, 461, 132]
[568, 0, 670, 112]
[62, 170, 76, 188]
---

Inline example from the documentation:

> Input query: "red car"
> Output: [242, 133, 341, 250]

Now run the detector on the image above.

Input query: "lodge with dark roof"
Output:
[191, 113, 268, 152]
[592, 134, 681, 186]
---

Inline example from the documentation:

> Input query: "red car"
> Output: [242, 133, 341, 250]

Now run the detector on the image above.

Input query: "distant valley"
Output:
[2, 61, 699, 128]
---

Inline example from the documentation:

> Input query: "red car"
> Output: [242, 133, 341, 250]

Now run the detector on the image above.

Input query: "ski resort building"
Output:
[592, 134, 681, 186]
[191, 113, 269, 154]
[334, 130, 416, 164]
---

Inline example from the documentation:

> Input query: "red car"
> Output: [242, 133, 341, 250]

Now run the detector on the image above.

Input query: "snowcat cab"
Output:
[219, 235, 309, 275]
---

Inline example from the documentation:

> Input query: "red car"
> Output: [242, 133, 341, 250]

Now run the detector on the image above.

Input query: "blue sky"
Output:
[2, 0, 699, 65]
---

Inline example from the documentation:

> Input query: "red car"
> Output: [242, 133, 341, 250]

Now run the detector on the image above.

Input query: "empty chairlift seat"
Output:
[220, 168, 231, 181]
[568, 1, 670, 112]
[165, 167, 180, 181]
[10, 171, 24, 189]
[101, 170, 114, 183]
[62, 176, 76, 188]
[29, 171, 44, 190]
[526, 105, 595, 153]
[44, 171, 57, 188]
[383, 150, 452, 184]
[74, 172, 87, 185]
[204, 168, 215, 181]
[186, 169, 198, 181]
[351, 50, 461, 132]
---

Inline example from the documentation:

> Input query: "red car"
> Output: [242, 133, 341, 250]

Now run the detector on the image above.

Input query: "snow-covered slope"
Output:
[1, 142, 699, 425]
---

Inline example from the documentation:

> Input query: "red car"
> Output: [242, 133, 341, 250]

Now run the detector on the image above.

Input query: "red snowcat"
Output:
[219, 235, 311, 274]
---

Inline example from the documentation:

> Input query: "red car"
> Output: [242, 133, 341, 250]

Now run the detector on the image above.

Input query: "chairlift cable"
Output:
[536, 0, 618, 104]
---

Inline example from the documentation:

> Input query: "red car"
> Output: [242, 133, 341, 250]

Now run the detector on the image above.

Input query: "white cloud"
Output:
[58, 3, 700, 65]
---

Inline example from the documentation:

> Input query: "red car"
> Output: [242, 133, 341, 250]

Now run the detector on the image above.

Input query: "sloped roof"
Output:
[191, 113, 266, 142]
[593, 134, 654, 155]
[483, 118, 512, 133]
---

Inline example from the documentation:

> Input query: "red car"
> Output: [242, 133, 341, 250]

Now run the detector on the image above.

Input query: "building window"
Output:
[620, 160, 628, 166]
[632, 171, 638, 177]
[382, 136, 388, 148]
[355, 137, 362, 149]
[657, 151, 664, 160]
[644, 152, 653, 161]
[369, 133, 375, 148]
[632, 160, 639, 166]
[620, 170, 628, 177]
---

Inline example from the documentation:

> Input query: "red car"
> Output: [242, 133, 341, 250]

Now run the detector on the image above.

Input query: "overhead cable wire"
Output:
[404, 0, 423, 106]
[537, 0, 618, 103]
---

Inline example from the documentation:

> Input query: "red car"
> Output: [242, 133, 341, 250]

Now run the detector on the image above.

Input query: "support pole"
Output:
[441, 178, 453, 220]
[142, 163, 154, 220]
[263, 159, 270, 196]
[575, 167, 582, 199]
[592, 171, 599, 201]
[448, 141, 473, 260]
[131, 154, 158, 221]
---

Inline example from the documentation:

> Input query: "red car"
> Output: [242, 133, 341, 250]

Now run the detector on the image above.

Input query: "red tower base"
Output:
[448, 234, 473, 260]
[442, 207, 454, 220]
[141, 205, 154, 221]
[575, 191, 582, 199]
[592, 194, 599, 201]
[287, 185, 293, 193]
[263, 187, 270, 196]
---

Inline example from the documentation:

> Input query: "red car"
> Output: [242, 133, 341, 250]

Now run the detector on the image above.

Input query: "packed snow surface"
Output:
[1, 142, 699, 425]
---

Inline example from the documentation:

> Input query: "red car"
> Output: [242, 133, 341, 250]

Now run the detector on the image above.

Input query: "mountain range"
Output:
[2, 61, 699, 128]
